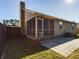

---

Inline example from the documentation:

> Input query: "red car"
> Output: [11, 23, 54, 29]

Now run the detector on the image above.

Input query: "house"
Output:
[20, 1, 76, 40]
[76, 23, 79, 33]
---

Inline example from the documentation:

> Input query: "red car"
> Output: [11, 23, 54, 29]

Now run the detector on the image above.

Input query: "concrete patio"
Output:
[40, 37, 79, 57]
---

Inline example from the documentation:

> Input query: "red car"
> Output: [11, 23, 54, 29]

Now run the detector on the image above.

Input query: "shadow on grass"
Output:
[4, 36, 48, 59]
[4, 36, 76, 59]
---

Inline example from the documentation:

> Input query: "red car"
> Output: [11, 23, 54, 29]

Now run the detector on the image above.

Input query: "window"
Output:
[59, 21, 63, 29]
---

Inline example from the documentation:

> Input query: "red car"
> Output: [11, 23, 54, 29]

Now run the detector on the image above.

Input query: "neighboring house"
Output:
[20, 1, 76, 39]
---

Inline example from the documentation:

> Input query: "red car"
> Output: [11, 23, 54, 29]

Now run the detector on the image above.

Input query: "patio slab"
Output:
[40, 38, 79, 57]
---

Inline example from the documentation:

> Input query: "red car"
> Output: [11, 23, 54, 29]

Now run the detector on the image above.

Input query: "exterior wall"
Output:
[54, 20, 63, 36]
[54, 20, 76, 37]
[63, 22, 76, 34]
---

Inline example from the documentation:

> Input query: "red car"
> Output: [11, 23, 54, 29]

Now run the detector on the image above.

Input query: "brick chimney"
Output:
[20, 1, 25, 35]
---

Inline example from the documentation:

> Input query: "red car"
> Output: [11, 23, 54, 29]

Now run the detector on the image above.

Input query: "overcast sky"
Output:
[0, 0, 79, 23]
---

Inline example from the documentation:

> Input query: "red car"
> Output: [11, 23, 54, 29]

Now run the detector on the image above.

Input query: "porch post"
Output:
[35, 17, 38, 38]
[42, 18, 44, 37]
[49, 20, 50, 35]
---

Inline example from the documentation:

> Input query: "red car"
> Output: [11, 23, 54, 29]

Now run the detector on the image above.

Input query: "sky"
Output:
[0, 0, 79, 23]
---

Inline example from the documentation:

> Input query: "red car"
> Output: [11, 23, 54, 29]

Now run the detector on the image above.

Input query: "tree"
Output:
[3, 19, 19, 27]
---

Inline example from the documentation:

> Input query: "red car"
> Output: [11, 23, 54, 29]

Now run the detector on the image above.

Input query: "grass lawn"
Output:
[67, 49, 79, 59]
[77, 34, 79, 36]
[4, 36, 79, 59]
[22, 49, 79, 59]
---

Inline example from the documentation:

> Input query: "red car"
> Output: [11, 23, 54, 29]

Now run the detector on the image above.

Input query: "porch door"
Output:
[43, 19, 54, 37]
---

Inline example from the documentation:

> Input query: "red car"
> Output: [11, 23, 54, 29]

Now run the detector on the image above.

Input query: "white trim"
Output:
[49, 20, 50, 35]
[42, 18, 44, 37]
[36, 18, 43, 37]
[35, 17, 38, 38]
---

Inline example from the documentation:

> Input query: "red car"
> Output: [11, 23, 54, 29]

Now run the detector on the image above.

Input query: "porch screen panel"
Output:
[49, 20, 54, 35]
[27, 17, 35, 36]
[37, 19, 42, 37]
[31, 18, 35, 36]
[27, 20, 31, 35]
[43, 19, 49, 36]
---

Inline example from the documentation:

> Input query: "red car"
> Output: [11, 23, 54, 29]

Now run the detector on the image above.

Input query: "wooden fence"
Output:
[0, 25, 21, 58]
[0, 23, 6, 57]
[6, 27, 21, 37]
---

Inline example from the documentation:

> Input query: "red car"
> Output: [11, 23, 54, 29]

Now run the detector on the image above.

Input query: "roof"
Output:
[25, 9, 76, 24]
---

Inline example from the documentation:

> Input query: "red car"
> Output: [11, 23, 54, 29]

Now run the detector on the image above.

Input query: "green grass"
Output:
[67, 49, 79, 59]
[21, 48, 79, 59]
[4, 36, 79, 59]
[77, 34, 79, 36]
[21, 49, 64, 59]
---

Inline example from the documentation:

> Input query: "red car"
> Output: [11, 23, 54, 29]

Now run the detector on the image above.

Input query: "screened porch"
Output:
[27, 17, 54, 38]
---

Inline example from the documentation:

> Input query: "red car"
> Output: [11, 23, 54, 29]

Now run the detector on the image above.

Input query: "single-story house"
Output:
[20, 1, 76, 40]
[76, 23, 79, 33]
